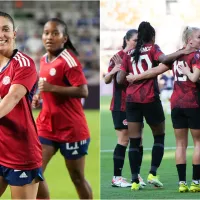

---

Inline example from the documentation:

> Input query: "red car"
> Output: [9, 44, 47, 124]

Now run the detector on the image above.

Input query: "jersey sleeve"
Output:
[65, 65, 87, 86]
[108, 58, 114, 72]
[12, 60, 37, 92]
[120, 54, 130, 72]
[191, 51, 200, 69]
[152, 44, 164, 61]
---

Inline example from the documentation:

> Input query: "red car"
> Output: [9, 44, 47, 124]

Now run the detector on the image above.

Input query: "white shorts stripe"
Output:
[63, 50, 77, 66]
[61, 54, 73, 68]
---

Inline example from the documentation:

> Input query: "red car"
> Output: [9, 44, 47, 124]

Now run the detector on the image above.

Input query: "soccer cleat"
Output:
[179, 181, 189, 193]
[138, 174, 146, 187]
[131, 182, 142, 191]
[189, 182, 200, 192]
[147, 174, 163, 188]
[111, 176, 132, 188]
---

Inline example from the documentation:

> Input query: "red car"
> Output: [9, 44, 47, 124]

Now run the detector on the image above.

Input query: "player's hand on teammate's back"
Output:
[111, 64, 121, 74]
[112, 54, 123, 65]
[126, 73, 137, 83]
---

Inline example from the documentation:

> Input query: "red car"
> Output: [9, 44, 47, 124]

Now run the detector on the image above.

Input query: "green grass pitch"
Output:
[2, 109, 100, 199]
[101, 96, 199, 199]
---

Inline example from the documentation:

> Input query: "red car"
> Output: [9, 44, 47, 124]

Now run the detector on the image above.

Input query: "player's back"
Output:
[125, 43, 163, 103]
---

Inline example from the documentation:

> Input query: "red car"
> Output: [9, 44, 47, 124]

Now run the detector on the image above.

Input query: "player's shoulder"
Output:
[190, 49, 200, 62]
[60, 49, 80, 68]
[12, 50, 35, 67]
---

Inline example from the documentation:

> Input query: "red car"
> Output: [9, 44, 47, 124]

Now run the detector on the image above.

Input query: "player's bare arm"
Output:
[105, 54, 122, 84]
[126, 63, 169, 83]
[116, 70, 126, 84]
[0, 84, 27, 118]
[104, 64, 121, 84]
[179, 64, 200, 82]
[38, 79, 88, 98]
[159, 48, 195, 64]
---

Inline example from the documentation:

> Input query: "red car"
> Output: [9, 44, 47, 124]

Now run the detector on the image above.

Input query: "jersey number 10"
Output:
[131, 54, 152, 75]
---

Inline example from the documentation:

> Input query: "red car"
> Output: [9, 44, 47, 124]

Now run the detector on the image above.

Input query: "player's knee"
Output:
[176, 139, 187, 149]
[70, 170, 84, 186]
[118, 138, 129, 146]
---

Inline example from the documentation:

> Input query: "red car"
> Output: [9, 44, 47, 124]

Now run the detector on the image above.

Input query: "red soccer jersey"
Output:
[37, 49, 90, 143]
[0, 50, 42, 170]
[121, 43, 163, 103]
[108, 50, 128, 111]
[170, 51, 200, 109]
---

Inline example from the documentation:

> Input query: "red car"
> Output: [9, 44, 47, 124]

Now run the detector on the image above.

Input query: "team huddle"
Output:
[105, 21, 200, 192]
[0, 11, 92, 199]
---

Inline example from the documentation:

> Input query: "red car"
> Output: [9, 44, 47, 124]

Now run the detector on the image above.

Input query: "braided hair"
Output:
[122, 29, 138, 49]
[132, 21, 155, 63]
[0, 11, 15, 30]
[47, 18, 79, 56]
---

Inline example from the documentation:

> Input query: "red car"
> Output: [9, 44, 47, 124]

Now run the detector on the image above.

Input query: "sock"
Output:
[113, 144, 127, 176]
[138, 145, 143, 174]
[129, 137, 141, 183]
[192, 164, 200, 181]
[176, 164, 186, 182]
[150, 134, 165, 176]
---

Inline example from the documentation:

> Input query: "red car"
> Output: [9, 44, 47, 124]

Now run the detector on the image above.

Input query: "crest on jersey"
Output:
[194, 53, 200, 60]
[49, 68, 56, 76]
[123, 119, 128, 126]
[2, 76, 11, 85]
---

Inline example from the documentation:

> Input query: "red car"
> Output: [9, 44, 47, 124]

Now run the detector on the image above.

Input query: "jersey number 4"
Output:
[131, 55, 152, 74]
[173, 60, 187, 81]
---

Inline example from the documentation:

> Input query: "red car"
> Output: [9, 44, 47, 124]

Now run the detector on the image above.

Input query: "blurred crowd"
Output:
[2, 1, 99, 85]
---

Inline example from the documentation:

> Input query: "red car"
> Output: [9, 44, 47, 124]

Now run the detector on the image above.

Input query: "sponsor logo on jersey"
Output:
[49, 68, 56, 76]
[122, 119, 128, 126]
[2, 76, 11, 85]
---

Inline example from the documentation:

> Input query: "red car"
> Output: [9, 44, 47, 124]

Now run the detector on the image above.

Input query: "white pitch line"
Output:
[101, 146, 194, 153]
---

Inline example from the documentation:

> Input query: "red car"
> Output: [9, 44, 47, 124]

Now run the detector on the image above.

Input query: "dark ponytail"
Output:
[47, 18, 79, 56]
[64, 35, 79, 56]
[132, 21, 155, 63]
[122, 29, 138, 49]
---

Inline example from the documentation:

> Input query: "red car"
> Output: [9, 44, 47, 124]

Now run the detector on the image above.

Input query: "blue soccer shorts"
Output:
[39, 136, 90, 160]
[0, 165, 43, 186]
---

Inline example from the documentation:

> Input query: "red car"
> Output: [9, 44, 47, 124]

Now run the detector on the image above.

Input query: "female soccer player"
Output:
[104, 29, 146, 188]
[32, 18, 92, 199]
[126, 26, 200, 192]
[0, 11, 43, 199]
[117, 21, 192, 191]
